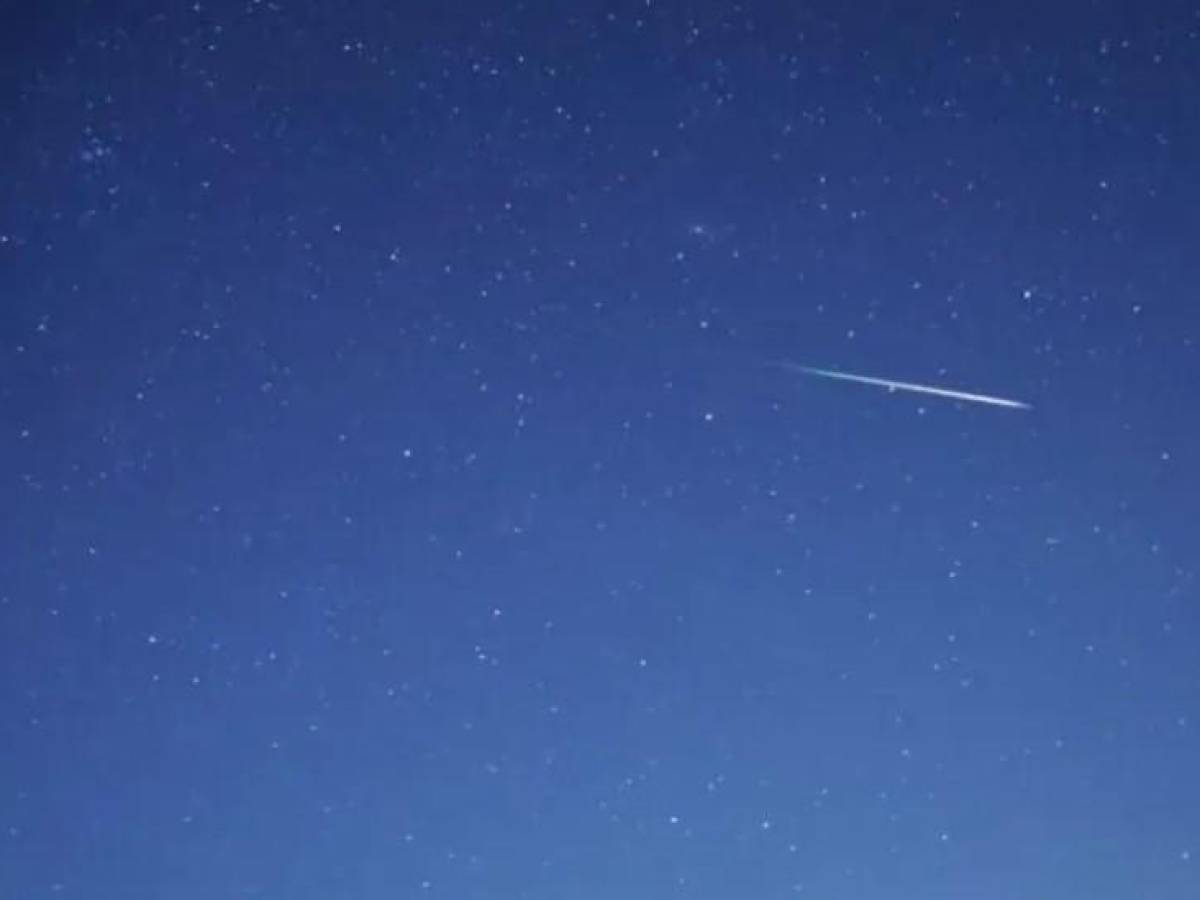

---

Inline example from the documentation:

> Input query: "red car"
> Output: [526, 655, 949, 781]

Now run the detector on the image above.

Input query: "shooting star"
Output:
[773, 362, 1031, 410]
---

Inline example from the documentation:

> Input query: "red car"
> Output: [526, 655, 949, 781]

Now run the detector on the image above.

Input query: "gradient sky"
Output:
[2, 1, 1198, 898]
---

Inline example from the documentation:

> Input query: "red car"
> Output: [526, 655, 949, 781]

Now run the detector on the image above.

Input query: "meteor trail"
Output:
[773, 362, 1032, 410]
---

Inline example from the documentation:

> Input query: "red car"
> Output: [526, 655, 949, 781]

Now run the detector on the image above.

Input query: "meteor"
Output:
[773, 362, 1031, 411]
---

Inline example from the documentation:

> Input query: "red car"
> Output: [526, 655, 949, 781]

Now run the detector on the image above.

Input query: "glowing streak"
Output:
[775, 362, 1031, 410]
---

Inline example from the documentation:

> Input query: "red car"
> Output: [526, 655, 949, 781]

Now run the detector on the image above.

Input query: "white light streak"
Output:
[774, 362, 1031, 410]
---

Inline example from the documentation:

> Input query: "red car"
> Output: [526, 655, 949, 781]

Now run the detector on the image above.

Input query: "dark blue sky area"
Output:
[2, 1, 1198, 898]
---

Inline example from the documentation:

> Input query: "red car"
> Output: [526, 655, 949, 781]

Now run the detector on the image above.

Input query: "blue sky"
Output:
[2, 1, 1198, 897]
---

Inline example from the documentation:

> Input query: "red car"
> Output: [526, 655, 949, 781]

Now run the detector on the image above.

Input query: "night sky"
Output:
[3, 1, 1199, 898]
